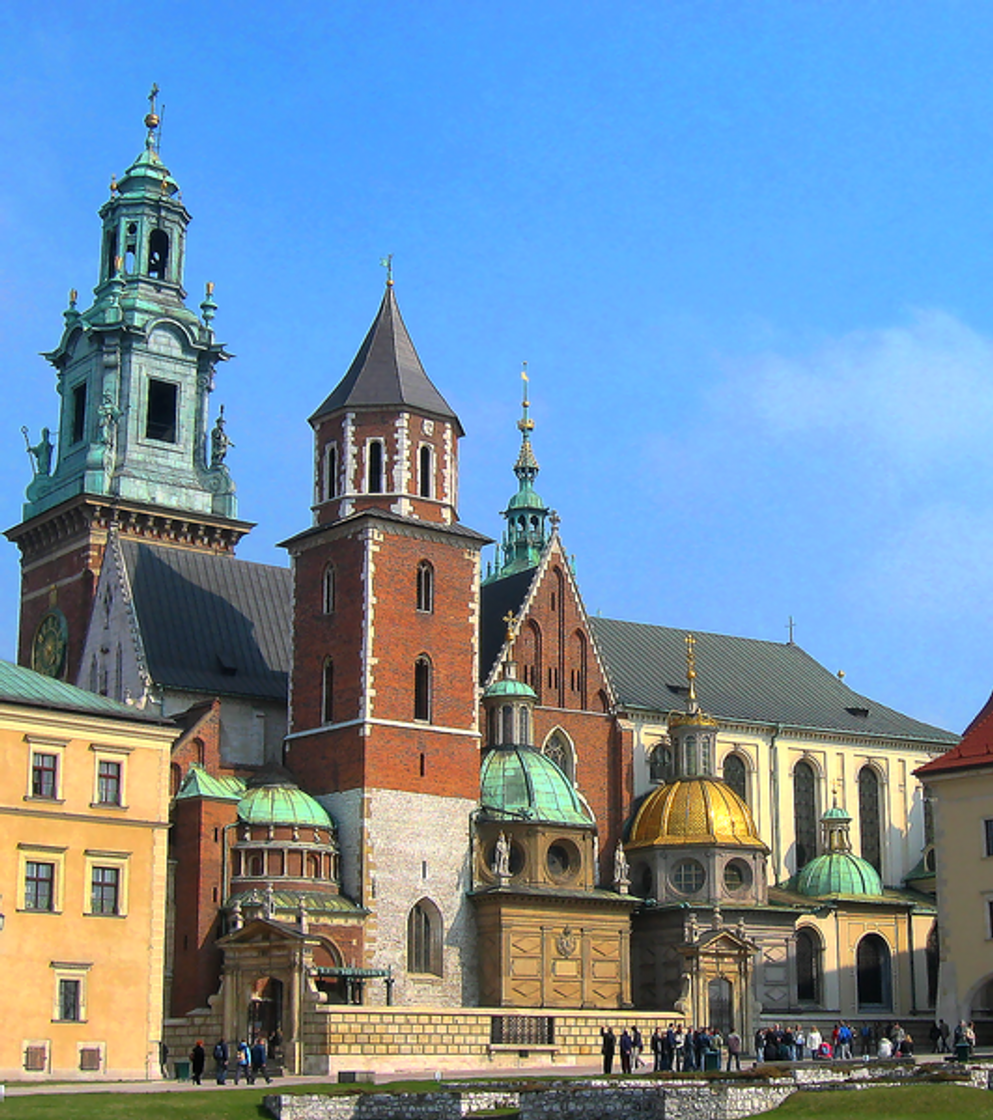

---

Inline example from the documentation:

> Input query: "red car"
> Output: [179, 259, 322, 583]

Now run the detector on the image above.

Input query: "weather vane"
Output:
[380, 254, 394, 285]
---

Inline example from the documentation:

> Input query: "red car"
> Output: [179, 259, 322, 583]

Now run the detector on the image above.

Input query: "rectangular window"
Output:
[58, 979, 81, 1022]
[984, 819, 993, 858]
[32, 753, 58, 799]
[145, 379, 178, 442]
[24, 1045, 47, 1071]
[79, 1048, 101, 1071]
[97, 760, 122, 805]
[72, 382, 88, 443]
[25, 861, 55, 911]
[90, 866, 120, 915]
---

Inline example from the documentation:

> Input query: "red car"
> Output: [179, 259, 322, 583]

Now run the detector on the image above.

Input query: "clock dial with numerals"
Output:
[31, 609, 69, 679]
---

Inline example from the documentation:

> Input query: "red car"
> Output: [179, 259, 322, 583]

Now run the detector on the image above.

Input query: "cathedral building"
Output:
[5, 101, 962, 1074]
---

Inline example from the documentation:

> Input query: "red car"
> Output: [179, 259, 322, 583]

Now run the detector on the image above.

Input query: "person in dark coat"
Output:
[619, 1028, 634, 1074]
[189, 1040, 205, 1085]
[601, 1026, 616, 1074]
[213, 1038, 229, 1084]
[251, 1038, 272, 1084]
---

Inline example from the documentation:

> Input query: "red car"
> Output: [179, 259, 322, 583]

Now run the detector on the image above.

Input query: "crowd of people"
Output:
[186, 1036, 274, 1085]
[597, 1017, 977, 1074]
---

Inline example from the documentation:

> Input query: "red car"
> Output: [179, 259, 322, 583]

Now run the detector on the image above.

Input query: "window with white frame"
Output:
[91, 746, 129, 808]
[27, 738, 66, 801]
[19, 844, 66, 913]
[51, 962, 90, 1023]
[84, 851, 129, 917]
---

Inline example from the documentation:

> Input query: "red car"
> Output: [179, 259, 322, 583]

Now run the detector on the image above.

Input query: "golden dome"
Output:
[627, 778, 766, 850]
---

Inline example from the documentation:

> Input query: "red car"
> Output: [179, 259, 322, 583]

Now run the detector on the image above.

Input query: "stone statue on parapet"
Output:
[22, 426, 54, 476]
[210, 405, 234, 468]
[613, 843, 630, 894]
[494, 831, 511, 879]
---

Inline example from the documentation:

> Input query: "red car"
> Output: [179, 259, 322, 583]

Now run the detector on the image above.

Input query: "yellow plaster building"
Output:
[0, 660, 175, 1080]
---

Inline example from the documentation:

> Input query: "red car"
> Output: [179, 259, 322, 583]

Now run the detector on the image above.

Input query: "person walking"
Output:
[619, 1028, 634, 1074]
[632, 1025, 644, 1069]
[158, 1040, 169, 1079]
[939, 1019, 950, 1052]
[651, 1026, 664, 1072]
[251, 1038, 272, 1084]
[213, 1038, 229, 1085]
[807, 1026, 822, 1060]
[189, 1040, 205, 1086]
[235, 1039, 251, 1084]
[601, 1026, 616, 1075]
[726, 1029, 742, 1071]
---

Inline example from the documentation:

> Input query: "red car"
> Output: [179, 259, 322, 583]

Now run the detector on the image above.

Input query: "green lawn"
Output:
[767, 1083, 993, 1118]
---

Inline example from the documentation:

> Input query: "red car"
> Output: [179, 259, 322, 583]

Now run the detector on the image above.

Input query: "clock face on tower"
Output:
[31, 609, 69, 679]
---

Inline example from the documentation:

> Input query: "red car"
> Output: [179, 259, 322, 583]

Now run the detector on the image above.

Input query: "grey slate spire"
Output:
[310, 283, 462, 433]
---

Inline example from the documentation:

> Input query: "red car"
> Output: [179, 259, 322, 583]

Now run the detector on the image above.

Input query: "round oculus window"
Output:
[723, 859, 752, 892]
[546, 840, 579, 879]
[671, 858, 706, 895]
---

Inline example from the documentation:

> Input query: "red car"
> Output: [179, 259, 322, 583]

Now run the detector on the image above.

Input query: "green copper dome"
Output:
[507, 482, 545, 511]
[480, 746, 592, 826]
[790, 851, 884, 898]
[237, 783, 333, 830]
[484, 676, 537, 699]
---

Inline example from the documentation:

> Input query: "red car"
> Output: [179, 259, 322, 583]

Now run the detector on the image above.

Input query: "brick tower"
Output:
[282, 278, 488, 1005]
[5, 90, 250, 683]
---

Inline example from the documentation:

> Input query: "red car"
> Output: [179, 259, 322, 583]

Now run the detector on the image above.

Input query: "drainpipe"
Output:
[908, 906, 917, 1014]
[769, 725, 782, 884]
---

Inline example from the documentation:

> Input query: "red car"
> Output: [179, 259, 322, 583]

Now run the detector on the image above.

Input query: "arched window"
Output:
[323, 564, 335, 614]
[148, 229, 169, 280]
[796, 927, 821, 1004]
[322, 659, 334, 724]
[518, 706, 531, 747]
[170, 763, 182, 797]
[324, 443, 338, 500]
[543, 729, 576, 785]
[194, 737, 205, 766]
[926, 922, 939, 1008]
[684, 735, 698, 776]
[419, 445, 433, 498]
[520, 620, 542, 698]
[793, 760, 817, 871]
[416, 561, 434, 612]
[724, 754, 748, 803]
[649, 739, 673, 783]
[414, 656, 432, 722]
[859, 765, 882, 873]
[570, 630, 587, 708]
[367, 440, 384, 493]
[856, 933, 892, 1010]
[501, 704, 514, 744]
[407, 898, 443, 975]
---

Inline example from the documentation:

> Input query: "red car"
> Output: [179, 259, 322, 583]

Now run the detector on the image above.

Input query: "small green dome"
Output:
[237, 784, 332, 830]
[480, 746, 592, 826]
[507, 484, 545, 511]
[790, 852, 883, 898]
[484, 676, 537, 700]
[822, 804, 851, 820]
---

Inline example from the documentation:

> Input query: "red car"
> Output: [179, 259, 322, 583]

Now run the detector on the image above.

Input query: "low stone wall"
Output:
[264, 1064, 991, 1120]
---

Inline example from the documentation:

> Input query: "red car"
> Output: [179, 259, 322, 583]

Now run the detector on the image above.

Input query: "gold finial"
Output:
[69, 288, 78, 307]
[109, 174, 118, 195]
[145, 83, 160, 129]
[206, 281, 215, 297]
[685, 633, 697, 705]
[517, 363, 535, 435]
[380, 254, 394, 286]
[502, 610, 516, 642]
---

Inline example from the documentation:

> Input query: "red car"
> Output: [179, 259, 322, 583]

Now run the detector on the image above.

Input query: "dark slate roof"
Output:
[480, 568, 535, 682]
[280, 505, 491, 552]
[589, 617, 958, 746]
[121, 541, 291, 701]
[309, 285, 462, 432]
[0, 659, 168, 723]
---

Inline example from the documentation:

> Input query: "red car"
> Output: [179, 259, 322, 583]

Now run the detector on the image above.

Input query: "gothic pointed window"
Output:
[796, 927, 821, 1004]
[543, 729, 576, 784]
[793, 760, 817, 871]
[324, 443, 339, 500]
[723, 754, 748, 803]
[322, 659, 334, 724]
[414, 656, 432, 722]
[419, 445, 433, 498]
[323, 565, 335, 614]
[859, 766, 882, 873]
[367, 440, 384, 493]
[416, 561, 434, 613]
[407, 898, 443, 975]
[148, 229, 169, 280]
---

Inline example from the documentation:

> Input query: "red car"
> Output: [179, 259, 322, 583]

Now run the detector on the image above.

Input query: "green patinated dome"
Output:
[237, 783, 332, 830]
[480, 746, 592, 826]
[507, 483, 545, 511]
[484, 676, 537, 699]
[790, 851, 883, 898]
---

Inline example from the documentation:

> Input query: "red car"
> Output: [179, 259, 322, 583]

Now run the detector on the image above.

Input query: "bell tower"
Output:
[282, 278, 488, 1005]
[6, 90, 251, 682]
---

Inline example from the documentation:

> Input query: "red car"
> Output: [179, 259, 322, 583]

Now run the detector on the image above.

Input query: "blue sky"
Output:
[2, 2, 993, 733]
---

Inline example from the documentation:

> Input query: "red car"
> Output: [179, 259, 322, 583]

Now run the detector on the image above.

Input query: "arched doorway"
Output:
[708, 976, 734, 1035]
[856, 934, 892, 1011]
[248, 976, 284, 1056]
